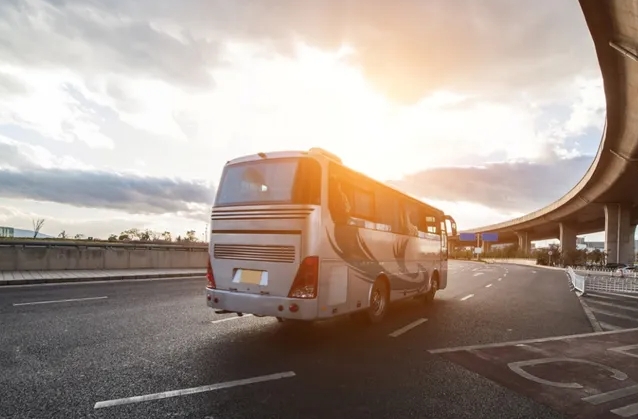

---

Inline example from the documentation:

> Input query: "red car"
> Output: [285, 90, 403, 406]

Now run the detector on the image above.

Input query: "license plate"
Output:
[233, 269, 268, 285]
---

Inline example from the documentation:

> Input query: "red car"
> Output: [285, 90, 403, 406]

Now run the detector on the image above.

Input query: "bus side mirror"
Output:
[444, 215, 457, 237]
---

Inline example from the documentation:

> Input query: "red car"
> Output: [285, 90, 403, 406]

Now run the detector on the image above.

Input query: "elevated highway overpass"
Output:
[461, 0, 638, 265]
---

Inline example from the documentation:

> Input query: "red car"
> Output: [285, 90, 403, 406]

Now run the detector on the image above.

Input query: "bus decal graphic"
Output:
[393, 238, 421, 280]
[326, 226, 429, 291]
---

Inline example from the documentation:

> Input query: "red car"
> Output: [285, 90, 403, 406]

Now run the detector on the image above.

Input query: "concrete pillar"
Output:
[604, 203, 635, 264]
[515, 231, 531, 254]
[559, 222, 577, 255]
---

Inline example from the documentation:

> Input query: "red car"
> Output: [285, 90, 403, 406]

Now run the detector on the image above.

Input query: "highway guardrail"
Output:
[0, 238, 208, 251]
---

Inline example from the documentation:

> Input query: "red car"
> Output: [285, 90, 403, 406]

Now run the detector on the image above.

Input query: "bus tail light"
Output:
[206, 258, 217, 289]
[288, 256, 319, 299]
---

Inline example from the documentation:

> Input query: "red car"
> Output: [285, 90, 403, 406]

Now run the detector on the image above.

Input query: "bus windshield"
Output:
[215, 157, 321, 207]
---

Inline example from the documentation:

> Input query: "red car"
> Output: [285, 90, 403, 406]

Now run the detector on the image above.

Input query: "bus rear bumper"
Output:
[206, 288, 318, 320]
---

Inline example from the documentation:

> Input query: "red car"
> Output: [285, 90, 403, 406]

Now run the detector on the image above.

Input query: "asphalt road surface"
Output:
[3, 261, 628, 419]
[583, 290, 638, 331]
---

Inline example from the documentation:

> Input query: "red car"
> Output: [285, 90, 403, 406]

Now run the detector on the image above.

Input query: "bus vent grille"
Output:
[214, 244, 296, 263]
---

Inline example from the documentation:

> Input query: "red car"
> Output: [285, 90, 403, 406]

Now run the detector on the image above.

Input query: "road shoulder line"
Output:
[577, 297, 604, 332]
[428, 327, 638, 354]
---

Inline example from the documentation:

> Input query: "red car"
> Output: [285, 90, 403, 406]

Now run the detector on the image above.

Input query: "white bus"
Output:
[206, 148, 457, 324]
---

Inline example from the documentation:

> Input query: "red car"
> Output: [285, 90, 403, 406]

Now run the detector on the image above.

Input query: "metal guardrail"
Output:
[0, 239, 208, 251]
[567, 267, 586, 296]
[567, 267, 638, 295]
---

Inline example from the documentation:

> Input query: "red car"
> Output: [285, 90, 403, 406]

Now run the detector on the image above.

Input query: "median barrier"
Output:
[0, 239, 208, 271]
[571, 268, 638, 294]
[481, 258, 538, 266]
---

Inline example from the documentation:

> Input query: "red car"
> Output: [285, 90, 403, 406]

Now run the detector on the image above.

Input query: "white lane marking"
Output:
[473, 273, 484, 277]
[428, 327, 638, 354]
[1, 276, 205, 289]
[532, 270, 537, 274]
[612, 402, 638, 418]
[94, 371, 296, 409]
[211, 314, 253, 324]
[13, 296, 108, 306]
[590, 308, 638, 322]
[503, 274, 507, 277]
[587, 299, 638, 312]
[599, 321, 624, 331]
[595, 291, 638, 300]
[485, 284, 493, 288]
[389, 318, 428, 338]
[497, 278, 502, 281]
[460, 294, 474, 301]
[578, 297, 603, 332]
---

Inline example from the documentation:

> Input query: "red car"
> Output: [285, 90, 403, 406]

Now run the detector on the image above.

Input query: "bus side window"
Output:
[352, 188, 374, 221]
[328, 166, 351, 224]
[293, 158, 322, 205]
[425, 213, 439, 235]
[440, 220, 448, 248]
[331, 184, 352, 224]
[403, 202, 420, 237]
[375, 191, 401, 233]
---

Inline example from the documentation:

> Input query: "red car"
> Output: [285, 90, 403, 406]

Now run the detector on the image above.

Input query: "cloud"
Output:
[0, 137, 214, 219]
[390, 154, 594, 213]
[0, 71, 27, 96]
[0, 0, 217, 91]
[1, 0, 598, 105]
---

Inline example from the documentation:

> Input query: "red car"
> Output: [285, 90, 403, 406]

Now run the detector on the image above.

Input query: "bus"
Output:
[206, 148, 457, 324]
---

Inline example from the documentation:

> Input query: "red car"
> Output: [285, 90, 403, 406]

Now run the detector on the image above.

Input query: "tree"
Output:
[185, 230, 197, 242]
[58, 230, 67, 239]
[123, 228, 141, 240]
[108, 234, 118, 242]
[32, 218, 45, 238]
[139, 229, 151, 241]
[118, 233, 130, 241]
[74, 233, 84, 240]
[161, 231, 172, 242]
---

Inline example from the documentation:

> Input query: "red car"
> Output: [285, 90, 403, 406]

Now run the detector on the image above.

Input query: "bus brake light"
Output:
[206, 259, 217, 289]
[288, 256, 319, 299]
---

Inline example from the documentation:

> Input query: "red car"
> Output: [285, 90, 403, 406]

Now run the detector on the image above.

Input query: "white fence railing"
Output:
[567, 267, 638, 294]
[567, 267, 586, 296]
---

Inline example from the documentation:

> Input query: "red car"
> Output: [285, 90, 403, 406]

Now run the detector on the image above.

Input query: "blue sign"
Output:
[459, 232, 477, 242]
[481, 232, 499, 242]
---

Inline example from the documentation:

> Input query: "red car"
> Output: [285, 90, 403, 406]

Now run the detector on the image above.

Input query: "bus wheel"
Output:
[367, 278, 389, 323]
[424, 276, 438, 305]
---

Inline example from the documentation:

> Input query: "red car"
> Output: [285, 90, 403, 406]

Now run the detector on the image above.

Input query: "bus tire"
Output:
[424, 274, 439, 305]
[366, 278, 389, 323]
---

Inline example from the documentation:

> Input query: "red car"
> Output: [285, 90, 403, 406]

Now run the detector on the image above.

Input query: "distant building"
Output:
[0, 226, 53, 239]
[0, 226, 13, 237]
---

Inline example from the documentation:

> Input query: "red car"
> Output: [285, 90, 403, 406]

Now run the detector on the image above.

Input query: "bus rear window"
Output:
[215, 157, 321, 206]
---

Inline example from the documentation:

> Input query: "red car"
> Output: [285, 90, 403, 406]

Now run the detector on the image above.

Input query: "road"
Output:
[583, 290, 638, 331]
[2, 261, 627, 419]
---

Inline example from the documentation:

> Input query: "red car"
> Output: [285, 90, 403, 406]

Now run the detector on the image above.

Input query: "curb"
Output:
[0, 272, 206, 286]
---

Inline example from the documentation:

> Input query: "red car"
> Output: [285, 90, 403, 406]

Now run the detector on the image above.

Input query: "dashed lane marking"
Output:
[388, 318, 428, 338]
[211, 314, 254, 324]
[13, 296, 108, 306]
[460, 294, 474, 301]
[94, 371, 296, 409]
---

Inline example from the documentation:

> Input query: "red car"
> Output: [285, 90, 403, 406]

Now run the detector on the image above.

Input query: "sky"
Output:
[0, 0, 610, 242]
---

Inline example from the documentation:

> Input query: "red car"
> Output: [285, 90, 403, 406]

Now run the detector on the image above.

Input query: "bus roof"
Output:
[225, 149, 444, 216]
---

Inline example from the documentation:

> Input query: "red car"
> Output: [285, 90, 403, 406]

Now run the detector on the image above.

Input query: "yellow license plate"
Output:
[239, 269, 264, 285]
